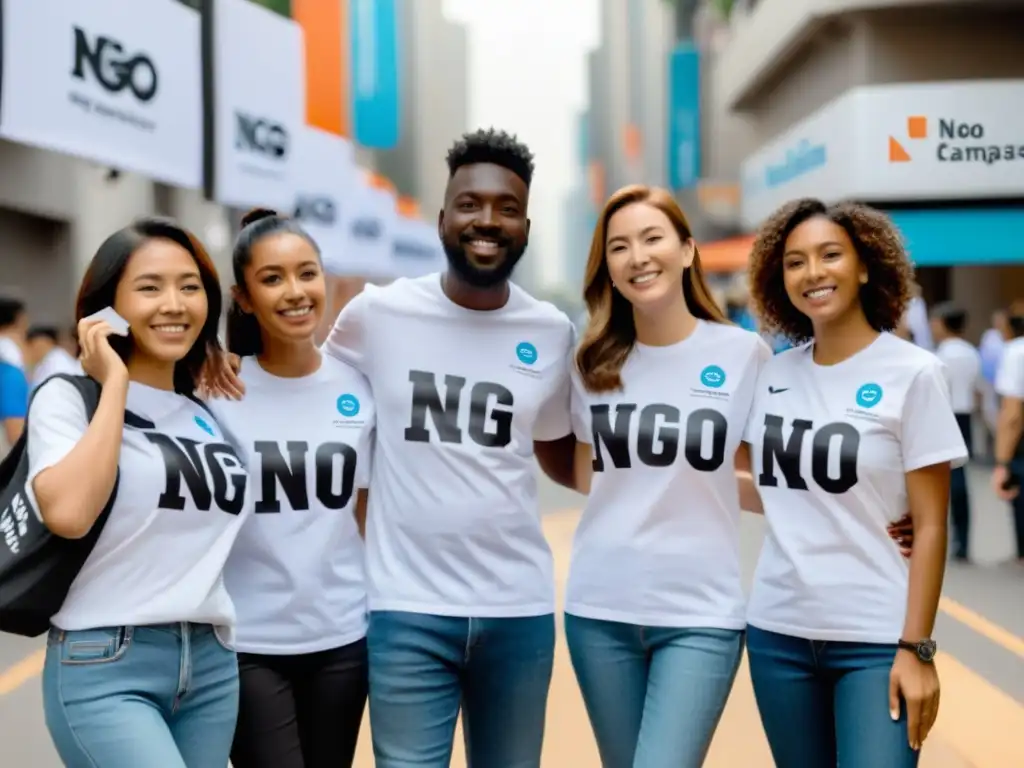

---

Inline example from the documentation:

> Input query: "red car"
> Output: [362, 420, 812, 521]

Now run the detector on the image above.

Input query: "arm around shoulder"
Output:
[30, 375, 129, 539]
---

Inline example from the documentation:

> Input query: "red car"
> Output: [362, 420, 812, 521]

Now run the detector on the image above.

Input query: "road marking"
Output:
[0, 648, 44, 696]
[933, 651, 1024, 766]
[940, 596, 1024, 659]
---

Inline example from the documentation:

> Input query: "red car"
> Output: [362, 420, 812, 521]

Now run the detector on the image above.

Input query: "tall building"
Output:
[707, 0, 1024, 337]
[373, 0, 469, 221]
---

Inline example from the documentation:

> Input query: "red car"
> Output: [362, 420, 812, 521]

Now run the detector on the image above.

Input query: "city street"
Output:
[0, 466, 1021, 766]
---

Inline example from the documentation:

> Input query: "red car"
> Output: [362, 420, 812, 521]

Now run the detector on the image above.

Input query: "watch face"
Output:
[918, 640, 937, 661]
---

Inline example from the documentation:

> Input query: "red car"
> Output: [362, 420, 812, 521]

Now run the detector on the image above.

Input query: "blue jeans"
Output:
[43, 623, 239, 768]
[564, 614, 744, 768]
[747, 625, 919, 768]
[367, 610, 555, 768]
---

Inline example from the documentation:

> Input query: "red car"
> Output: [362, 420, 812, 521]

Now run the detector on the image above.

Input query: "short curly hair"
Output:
[446, 128, 535, 188]
[748, 198, 913, 343]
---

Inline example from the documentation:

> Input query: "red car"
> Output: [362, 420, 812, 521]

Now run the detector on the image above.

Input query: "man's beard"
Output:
[442, 235, 528, 288]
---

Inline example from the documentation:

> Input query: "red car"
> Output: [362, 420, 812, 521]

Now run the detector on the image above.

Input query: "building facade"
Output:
[708, 0, 1024, 338]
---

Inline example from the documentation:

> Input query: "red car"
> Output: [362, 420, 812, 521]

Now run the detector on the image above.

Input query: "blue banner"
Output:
[351, 0, 400, 148]
[667, 43, 700, 190]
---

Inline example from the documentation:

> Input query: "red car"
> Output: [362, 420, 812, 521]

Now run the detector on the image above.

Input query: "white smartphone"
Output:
[83, 307, 130, 336]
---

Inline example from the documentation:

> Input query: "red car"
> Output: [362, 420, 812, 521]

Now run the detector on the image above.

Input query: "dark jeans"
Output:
[230, 638, 368, 768]
[950, 413, 973, 559]
[747, 626, 919, 768]
[367, 610, 555, 768]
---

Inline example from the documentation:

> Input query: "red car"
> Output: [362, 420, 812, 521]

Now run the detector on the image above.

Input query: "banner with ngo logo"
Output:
[208, 0, 305, 210]
[291, 126, 357, 274]
[335, 174, 397, 279]
[392, 204, 446, 278]
[0, 0, 202, 189]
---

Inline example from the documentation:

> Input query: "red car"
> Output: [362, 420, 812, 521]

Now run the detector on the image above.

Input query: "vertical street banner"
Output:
[207, 0, 304, 210]
[291, 126, 357, 275]
[668, 42, 701, 191]
[350, 0, 400, 149]
[340, 174, 397, 279]
[0, 0, 202, 188]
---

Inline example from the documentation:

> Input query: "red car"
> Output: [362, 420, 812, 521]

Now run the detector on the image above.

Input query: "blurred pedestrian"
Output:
[0, 295, 29, 453]
[26, 325, 82, 390]
[744, 199, 966, 766]
[979, 308, 1009, 453]
[991, 308, 1024, 564]
[930, 303, 982, 561]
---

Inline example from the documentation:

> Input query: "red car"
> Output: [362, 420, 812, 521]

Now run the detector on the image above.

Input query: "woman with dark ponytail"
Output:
[208, 209, 375, 767]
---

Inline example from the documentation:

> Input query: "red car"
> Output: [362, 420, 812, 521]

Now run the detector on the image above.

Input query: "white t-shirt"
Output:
[567, 322, 771, 628]
[210, 356, 374, 655]
[935, 338, 981, 415]
[26, 379, 251, 640]
[995, 336, 1024, 400]
[323, 273, 574, 617]
[743, 333, 967, 643]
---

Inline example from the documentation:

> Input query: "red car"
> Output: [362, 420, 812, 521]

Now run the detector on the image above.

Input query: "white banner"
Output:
[339, 183, 396, 279]
[0, 0, 202, 188]
[290, 127, 356, 274]
[212, 0, 304, 210]
[392, 216, 445, 278]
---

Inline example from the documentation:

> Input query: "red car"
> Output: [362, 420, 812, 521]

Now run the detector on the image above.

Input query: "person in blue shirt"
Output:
[0, 295, 30, 449]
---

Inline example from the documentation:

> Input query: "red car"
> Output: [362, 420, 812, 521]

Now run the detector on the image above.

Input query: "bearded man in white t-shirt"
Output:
[217, 129, 576, 767]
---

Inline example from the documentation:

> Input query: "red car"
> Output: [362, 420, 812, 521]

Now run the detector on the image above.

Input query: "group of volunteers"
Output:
[16, 127, 965, 768]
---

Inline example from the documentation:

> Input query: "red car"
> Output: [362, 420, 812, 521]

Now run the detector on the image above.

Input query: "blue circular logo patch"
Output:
[516, 342, 538, 366]
[194, 416, 215, 436]
[337, 394, 360, 417]
[855, 383, 883, 409]
[700, 365, 726, 389]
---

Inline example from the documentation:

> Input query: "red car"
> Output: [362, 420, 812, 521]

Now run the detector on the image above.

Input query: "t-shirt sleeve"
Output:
[742, 340, 773, 444]
[0, 362, 29, 420]
[995, 343, 1024, 399]
[322, 287, 373, 375]
[24, 379, 90, 512]
[901, 360, 969, 471]
[355, 383, 376, 489]
[533, 324, 575, 442]
[569, 364, 591, 444]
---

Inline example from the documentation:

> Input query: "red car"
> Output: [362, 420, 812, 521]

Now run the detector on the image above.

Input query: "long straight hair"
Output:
[74, 218, 223, 395]
[575, 185, 727, 393]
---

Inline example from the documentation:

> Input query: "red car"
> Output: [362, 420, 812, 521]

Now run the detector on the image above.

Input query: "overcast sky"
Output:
[443, 0, 600, 290]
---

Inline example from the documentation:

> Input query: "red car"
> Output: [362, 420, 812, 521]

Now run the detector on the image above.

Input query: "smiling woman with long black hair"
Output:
[29, 218, 250, 767]
[210, 209, 375, 768]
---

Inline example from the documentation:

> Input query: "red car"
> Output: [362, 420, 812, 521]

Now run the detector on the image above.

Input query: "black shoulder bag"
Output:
[0, 374, 119, 637]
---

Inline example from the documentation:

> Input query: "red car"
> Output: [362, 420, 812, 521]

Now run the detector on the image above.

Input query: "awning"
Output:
[887, 207, 1024, 266]
[697, 234, 756, 273]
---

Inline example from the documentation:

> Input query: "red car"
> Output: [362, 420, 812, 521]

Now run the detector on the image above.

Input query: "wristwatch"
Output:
[898, 638, 938, 663]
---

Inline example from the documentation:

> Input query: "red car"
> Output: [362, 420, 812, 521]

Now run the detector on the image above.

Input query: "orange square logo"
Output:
[907, 116, 927, 140]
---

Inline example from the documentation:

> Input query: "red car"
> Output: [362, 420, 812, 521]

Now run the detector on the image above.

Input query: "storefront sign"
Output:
[740, 79, 1024, 229]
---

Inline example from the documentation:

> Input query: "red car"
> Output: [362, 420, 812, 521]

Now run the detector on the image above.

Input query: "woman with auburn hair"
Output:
[565, 184, 770, 767]
[741, 198, 965, 767]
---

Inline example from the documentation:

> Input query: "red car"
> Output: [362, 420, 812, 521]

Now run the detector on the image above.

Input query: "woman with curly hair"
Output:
[740, 198, 967, 767]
